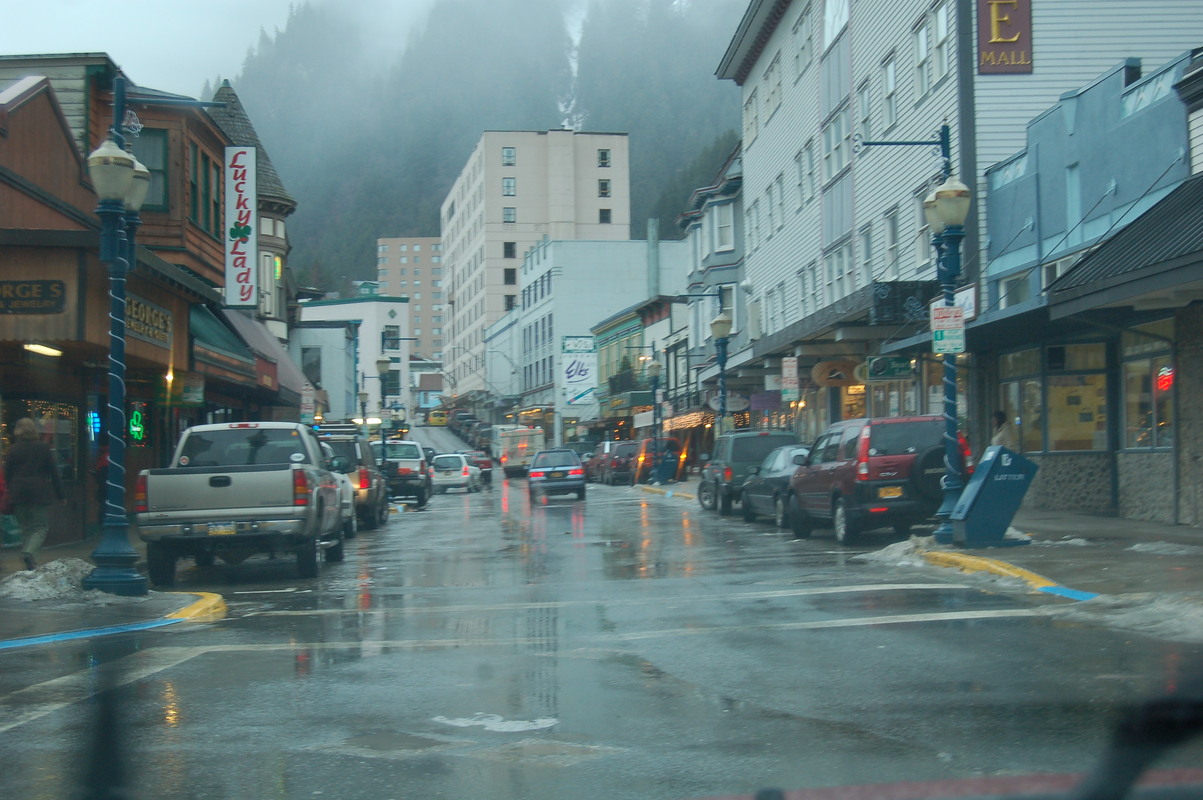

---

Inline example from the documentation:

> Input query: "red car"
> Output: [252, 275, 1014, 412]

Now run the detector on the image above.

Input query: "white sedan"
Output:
[430, 453, 482, 493]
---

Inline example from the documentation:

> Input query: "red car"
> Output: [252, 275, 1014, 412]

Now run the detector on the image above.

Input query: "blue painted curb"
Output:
[0, 617, 184, 651]
[1037, 585, 1099, 601]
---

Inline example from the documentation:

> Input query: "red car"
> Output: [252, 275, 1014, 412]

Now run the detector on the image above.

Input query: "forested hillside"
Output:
[232, 0, 743, 291]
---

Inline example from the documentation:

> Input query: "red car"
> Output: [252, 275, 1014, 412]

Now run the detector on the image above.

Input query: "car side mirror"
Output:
[746, 465, 760, 476]
[793, 453, 808, 465]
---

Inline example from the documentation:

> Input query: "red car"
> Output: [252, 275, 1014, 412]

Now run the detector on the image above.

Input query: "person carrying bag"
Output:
[4, 417, 66, 571]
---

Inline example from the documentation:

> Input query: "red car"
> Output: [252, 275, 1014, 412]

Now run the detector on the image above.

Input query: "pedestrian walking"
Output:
[991, 411, 1016, 450]
[4, 417, 66, 571]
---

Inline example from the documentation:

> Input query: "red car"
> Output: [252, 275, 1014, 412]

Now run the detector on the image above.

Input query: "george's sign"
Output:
[224, 147, 258, 307]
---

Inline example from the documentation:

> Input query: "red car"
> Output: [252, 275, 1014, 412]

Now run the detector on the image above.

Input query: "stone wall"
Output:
[1117, 451, 1175, 522]
[1022, 453, 1114, 513]
[1175, 303, 1203, 526]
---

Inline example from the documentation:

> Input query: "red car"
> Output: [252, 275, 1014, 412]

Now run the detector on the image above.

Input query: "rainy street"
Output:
[3, 429, 1203, 800]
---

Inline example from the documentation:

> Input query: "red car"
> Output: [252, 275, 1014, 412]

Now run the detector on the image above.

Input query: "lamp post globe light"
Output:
[710, 311, 733, 436]
[82, 76, 150, 596]
[647, 359, 662, 483]
[924, 175, 972, 544]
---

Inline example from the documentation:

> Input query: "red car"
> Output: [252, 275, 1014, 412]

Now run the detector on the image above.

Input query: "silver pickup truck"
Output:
[134, 421, 345, 586]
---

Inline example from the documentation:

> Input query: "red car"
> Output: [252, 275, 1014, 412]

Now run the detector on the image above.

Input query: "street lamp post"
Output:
[647, 359, 662, 483]
[710, 312, 733, 436]
[925, 177, 972, 544]
[358, 390, 369, 436]
[83, 76, 150, 596]
[376, 355, 391, 443]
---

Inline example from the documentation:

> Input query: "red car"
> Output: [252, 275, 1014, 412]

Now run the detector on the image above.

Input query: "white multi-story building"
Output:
[297, 296, 411, 421]
[374, 236, 444, 360]
[440, 130, 632, 407]
[713, 0, 1203, 438]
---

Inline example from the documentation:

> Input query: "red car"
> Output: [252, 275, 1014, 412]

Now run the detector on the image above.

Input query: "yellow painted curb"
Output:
[166, 591, 227, 622]
[637, 484, 696, 500]
[918, 549, 1056, 591]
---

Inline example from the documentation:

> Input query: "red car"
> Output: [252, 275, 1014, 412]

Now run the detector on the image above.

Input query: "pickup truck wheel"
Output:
[147, 543, 176, 587]
[296, 536, 320, 578]
[325, 533, 345, 563]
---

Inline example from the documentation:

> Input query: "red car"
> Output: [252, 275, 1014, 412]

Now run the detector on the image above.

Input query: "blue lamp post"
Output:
[925, 176, 972, 544]
[647, 359, 662, 482]
[83, 76, 150, 596]
[710, 311, 733, 434]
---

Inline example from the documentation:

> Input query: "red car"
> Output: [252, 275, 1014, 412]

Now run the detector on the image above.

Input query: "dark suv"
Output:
[786, 415, 973, 545]
[698, 430, 799, 515]
[317, 431, 390, 530]
[372, 438, 433, 508]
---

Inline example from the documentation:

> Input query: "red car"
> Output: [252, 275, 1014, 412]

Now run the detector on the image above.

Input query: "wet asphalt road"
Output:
[3, 427, 1203, 800]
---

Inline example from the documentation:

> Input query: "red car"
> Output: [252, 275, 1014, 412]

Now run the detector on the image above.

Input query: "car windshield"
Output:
[731, 433, 797, 461]
[431, 455, 463, 469]
[532, 451, 579, 468]
[869, 418, 945, 455]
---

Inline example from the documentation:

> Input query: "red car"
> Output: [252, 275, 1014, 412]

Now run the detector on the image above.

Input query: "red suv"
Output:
[787, 416, 973, 545]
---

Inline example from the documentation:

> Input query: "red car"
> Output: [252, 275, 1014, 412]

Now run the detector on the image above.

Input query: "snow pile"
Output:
[1030, 536, 1093, 547]
[852, 537, 929, 568]
[1128, 542, 1203, 557]
[1046, 592, 1203, 643]
[0, 558, 142, 604]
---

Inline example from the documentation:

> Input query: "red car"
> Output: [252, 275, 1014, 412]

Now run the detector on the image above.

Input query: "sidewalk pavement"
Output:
[2, 491, 1202, 651]
[0, 529, 225, 651]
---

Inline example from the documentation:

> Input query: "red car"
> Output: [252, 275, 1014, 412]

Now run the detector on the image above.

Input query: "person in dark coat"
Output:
[4, 417, 66, 570]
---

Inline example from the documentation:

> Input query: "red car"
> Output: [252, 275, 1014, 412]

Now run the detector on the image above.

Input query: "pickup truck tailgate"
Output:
[144, 464, 298, 512]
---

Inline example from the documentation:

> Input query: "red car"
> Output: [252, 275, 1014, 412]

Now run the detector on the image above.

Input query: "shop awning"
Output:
[219, 308, 306, 403]
[190, 306, 254, 363]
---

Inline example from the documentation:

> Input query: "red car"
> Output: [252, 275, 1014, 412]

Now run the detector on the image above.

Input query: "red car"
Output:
[458, 449, 493, 483]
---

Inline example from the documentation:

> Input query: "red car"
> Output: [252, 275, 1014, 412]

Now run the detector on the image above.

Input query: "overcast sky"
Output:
[0, 0, 434, 98]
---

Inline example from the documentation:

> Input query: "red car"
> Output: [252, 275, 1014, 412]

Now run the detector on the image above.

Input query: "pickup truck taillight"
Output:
[293, 469, 310, 506]
[133, 474, 148, 513]
[358, 467, 371, 490]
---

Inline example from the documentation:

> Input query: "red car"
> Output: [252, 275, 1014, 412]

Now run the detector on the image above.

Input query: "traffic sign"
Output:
[931, 305, 965, 354]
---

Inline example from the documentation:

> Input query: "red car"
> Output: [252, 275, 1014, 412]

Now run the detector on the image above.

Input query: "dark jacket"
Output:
[4, 439, 65, 506]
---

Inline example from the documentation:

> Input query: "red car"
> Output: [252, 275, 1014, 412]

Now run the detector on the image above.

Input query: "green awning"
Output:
[190, 305, 254, 362]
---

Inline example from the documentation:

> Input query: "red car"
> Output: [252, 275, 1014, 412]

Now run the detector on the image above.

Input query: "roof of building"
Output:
[207, 81, 295, 213]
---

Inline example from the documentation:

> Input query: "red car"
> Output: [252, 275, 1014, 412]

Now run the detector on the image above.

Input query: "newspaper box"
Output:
[950, 446, 1038, 547]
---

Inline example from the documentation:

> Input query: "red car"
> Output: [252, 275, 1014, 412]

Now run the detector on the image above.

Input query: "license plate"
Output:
[209, 522, 236, 536]
[550, 471, 564, 478]
[877, 486, 903, 499]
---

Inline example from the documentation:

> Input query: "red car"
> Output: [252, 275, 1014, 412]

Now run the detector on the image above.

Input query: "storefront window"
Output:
[6, 401, 79, 480]
[1019, 378, 1043, 453]
[1000, 341, 1107, 453]
[1047, 374, 1107, 450]
[1121, 319, 1174, 449]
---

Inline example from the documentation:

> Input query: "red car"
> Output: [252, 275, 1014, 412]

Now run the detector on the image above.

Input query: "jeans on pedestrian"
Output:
[12, 503, 49, 558]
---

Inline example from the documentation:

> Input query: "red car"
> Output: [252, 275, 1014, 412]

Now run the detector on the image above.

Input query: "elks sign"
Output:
[224, 147, 258, 307]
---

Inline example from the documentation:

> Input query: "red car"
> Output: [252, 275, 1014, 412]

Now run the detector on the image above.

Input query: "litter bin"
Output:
[950, 446, 1038, 547]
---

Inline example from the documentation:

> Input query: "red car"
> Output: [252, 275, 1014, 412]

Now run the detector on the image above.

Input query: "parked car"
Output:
[430, 452, 482, 493]
[320, 441, 359, 540]
[739, 444, 812, 528]
[585, 440, 638, 485]
[316, 429, 390, 530]
[458, 449, 494, 483]
[631, 437, 686, 484]
[787, 415, 974, 545]
[427, 410, 448, 426]
[373, 438, 433, 508]
[528, 448, 586, 501]
[697, 430, 799, 515]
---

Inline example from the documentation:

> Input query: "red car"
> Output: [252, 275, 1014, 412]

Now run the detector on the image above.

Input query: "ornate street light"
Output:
[925, 175, 972, 544]
[710, 311, 733, 435]
[82, 76, 150, 596]
[647, 359, 662, 483]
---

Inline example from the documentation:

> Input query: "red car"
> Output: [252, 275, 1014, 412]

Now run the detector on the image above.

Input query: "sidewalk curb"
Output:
[916, 546, 1099, 601]
[166, 591, 227, 622]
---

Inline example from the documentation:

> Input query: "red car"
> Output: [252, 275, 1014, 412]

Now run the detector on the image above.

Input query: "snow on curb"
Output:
[1128, 542, 1203, 557]
[0, 558, 145, 604]
[1045, 592, 1203, 643]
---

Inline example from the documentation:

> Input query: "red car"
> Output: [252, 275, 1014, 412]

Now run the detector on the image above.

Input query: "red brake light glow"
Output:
[856, 426, 872, 480]
[568, 467, 583, 476]
[133, 473, 148, 513]
[293, 469, 310, 506]
[358, 468, 370, 490]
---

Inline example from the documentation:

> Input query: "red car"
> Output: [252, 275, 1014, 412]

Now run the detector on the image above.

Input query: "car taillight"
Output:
[856, 425, 872, 480]
[530, 470, 545, 478]
[568, 467, 583, 476]
[958, 432, 975, 476]
[722, 466, 733, 482]
[133, 474, 148, 513]
[293, 469, 310, 506]
[398, 467, 413, 476]
[358, 468, 370, 490]
[462, 466, 471, 476]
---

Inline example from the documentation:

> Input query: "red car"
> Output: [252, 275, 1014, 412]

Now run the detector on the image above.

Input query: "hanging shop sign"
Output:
[224, 146, 258, 307]
[781, 356, 799, 402]
[0, 280, 66, 314]
[811, 360, 862, 387]
[977, 0, 1033, 74]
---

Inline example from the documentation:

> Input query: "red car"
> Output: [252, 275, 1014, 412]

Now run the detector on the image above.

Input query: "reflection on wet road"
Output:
[4, 469, 1203, 800]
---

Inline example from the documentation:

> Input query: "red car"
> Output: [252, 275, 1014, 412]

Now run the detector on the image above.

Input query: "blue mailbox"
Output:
[950, 446, 1038, 547]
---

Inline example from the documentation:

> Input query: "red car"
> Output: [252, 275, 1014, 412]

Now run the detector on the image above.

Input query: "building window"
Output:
[133, 129, 168, 211]
[504, 268, 517, 285]
[763, 53, 783, 117]
[188, 142, 198, 222]
[598, 148, 611, 167]
[713, 202, 734, 252]
[599, 208, 612, 224]
[502, 177, 516, 196]
[505, 294, 517, 311]
[301, 347, 321, 385]
[1122, 319, 1175, 449]
[1000, 344, 1110, 453]
[914, 20, 931, 97]
[821, 106, 851, 182]
[882, 56, 898, 129]
[793, 8, 812, 78]
[857, 80, 871, 144]
[598, 179, 611, 197]
[503, 241, 517, 258]
[934, 2, 951, 80]
[743, 88, 759, 143]
[501, 146, 516, 166]
[774, 173, 786, 229]
[883, 208, 900, 279]
[502, 207, 517, 224]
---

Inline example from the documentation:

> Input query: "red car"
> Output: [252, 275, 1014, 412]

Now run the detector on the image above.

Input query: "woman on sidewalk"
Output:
[4, 417, 66, 570]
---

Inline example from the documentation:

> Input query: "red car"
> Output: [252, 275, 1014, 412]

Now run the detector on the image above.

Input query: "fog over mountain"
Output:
[227, 0, 743, 292]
